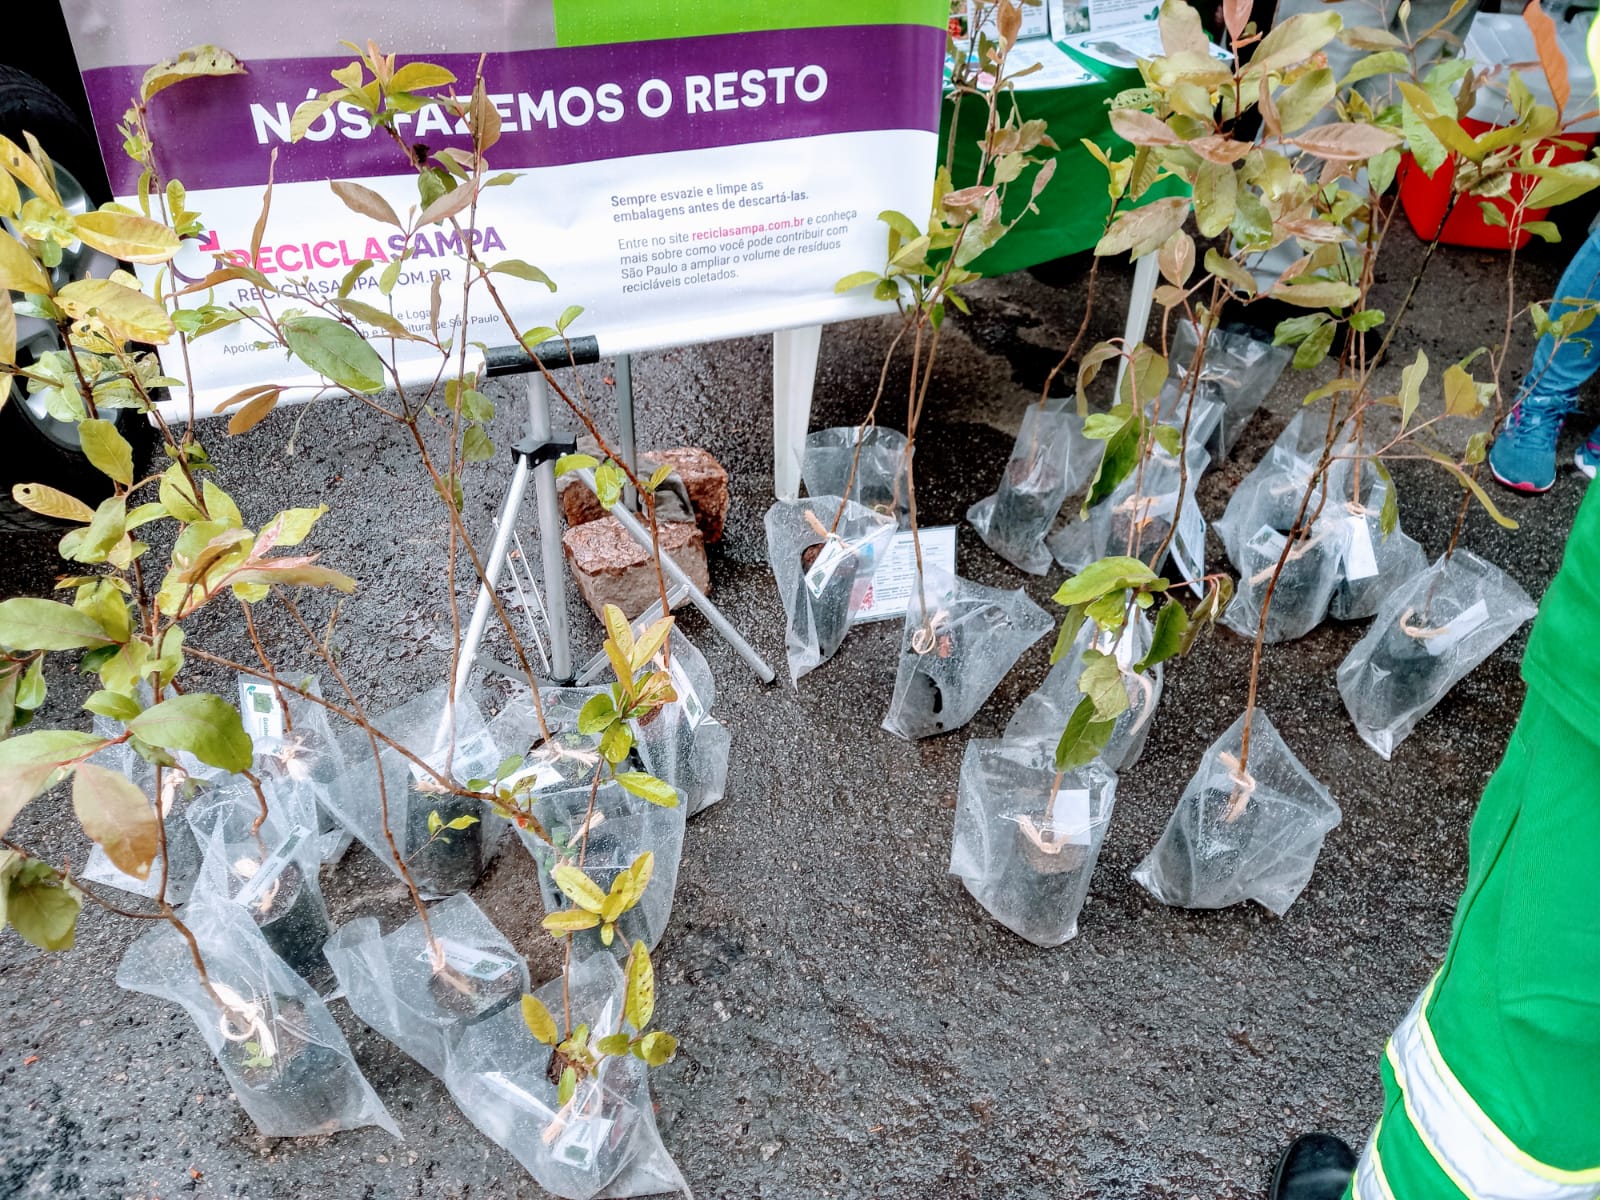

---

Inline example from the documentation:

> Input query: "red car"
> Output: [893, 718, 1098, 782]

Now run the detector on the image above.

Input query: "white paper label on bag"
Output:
[1049, 788, 1093, 846]
[1422, 600, 1492, 657]
[1343, 516, 1380, 581]
[803, 538, 852, 599]
[416, 936, 518, 982]
[852, 525, 958, 624]
[1247, 526, 1288, 563]
[238, 679, 285, 743]
[668, 658, 706, 728]
[1172, 489, 1207, 596]
[232, 824, 313, 910]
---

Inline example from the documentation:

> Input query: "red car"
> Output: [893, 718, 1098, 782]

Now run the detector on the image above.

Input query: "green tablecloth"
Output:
[941, 50, 1189, 276]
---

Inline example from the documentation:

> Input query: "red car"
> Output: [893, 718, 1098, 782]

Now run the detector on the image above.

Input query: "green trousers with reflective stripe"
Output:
[1346, 691, 1600, 1197]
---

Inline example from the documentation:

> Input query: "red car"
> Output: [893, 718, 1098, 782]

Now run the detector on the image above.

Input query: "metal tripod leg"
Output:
[452, 372, 574, 705]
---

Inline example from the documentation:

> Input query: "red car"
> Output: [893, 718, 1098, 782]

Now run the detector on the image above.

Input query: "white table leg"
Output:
[773, 324, 822, 500]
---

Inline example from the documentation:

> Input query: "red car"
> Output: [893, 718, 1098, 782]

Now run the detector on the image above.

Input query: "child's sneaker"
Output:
[1489, 400, 1573, 493]
[1576, 430, 1600, 480]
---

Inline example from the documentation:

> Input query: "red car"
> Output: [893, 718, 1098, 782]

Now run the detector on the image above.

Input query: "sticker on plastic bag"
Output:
[239, 679, 285, 742]
[668, 658, 705, 728]
[232, 824, 313, 910]
[1343, 516, 1379, 581]
[416, 936, 518, 982]
[803, 538, 853, 599]
[1422, 600, 1491, 657]
[1049, 788, 1093, 846]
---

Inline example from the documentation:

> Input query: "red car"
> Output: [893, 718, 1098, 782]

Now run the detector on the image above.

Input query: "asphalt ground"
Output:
[0, 224, 1588, 1200]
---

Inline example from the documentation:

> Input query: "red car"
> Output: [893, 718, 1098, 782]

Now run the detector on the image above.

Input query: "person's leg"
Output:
[1339, 691, 1600, 1198]
[1491, 223, 1600, 492]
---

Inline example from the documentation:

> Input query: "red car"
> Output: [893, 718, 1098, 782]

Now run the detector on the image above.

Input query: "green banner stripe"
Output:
[554, 0, 948, 47]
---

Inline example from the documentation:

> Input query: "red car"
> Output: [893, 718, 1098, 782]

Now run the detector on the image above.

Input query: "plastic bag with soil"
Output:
[625, 631, 730, 818]
[967, 404, 1100, 575]
[116, 897, 398, 1138]
[948, 739, 1118, 946]
[802, 425, 910, 525]
[1325, 469, 1429, 622]
[1220, 510, 1352, 644]
[521, 779, 686, 958]
[324, 892, 530, 1079]
[443, 951, 685, 1200]
[188, 778, 333, 986]
[765, 496, 897, 683]
[239, 674, 355, 863]
[1132, 709, 1340, 915]
[1170, 319, 1291, 455]
[1047, 442, 1209, 577]
[882, 567, 1053, 740]
[1336, 549, 1536, 759]
[331, 686, 508, 897]
[1005, 610, 1163, 773]
[1214, 412, 1354, 567]
[79, 726, 208, 903]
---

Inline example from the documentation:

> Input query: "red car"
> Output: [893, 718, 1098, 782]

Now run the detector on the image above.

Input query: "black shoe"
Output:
[1270, 1133, 1357, 1200]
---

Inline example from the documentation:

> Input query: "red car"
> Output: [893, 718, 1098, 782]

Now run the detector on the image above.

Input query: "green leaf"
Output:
[56, 278, 175, 344]
[1049, 604, 1087, 664]
[1442, 364, 1486, 417]
[445, 813, 479, 831]
[1203, 248, 1256, 296]
[333, 298, 419, 341]
[542, 909, 603, 934]
[599, 722, 632, 765]
[1272, 314, 1332, 347]
[1077, 650, 1131, 722]
[427, 809, 443, 835]
[1136, 600, 1190, 671]
[835, 270, 881, 293]
[79, 419, 134, 485]
[594, 1032, 632, 1057]
[84, 689, 141, 721]
[0, 598, 115, 651]
[389, 62, 457, 93]
[558, 1065, 576, 1107]
[615, 771, 678, 808]
[1054, 694, 1116, 771]
[1424, 451, 1516, 529]
[140, 45, 246, 102]
[1276, 68, 1335, 134]
[576, 692, 616, 735]
[602, 852, 656, 924]
[1398, 348, 1429, 430]
[1293, 318, 1336, 370]
[73, 211, 180, 264]
[127, 693, 253, 773]
[521, 994, 558, 1045]
[6, 862, 81, 951]
[556, 305, 584, 333]
[1083, 417, 1142, 511]
[1052, 556, 1160, 607]
[633, 1030, 677, 1067]
[1349, 309, 1385, 332]
[552, 864, 608, 914]
[0, 231, 51, 296]
[555, 453, 599, 477]
[462, 425, 494, 463]
[72, 761, 157, 880]
[488, 259, 556, 289]
[625, 939, 656, 1030]
[594, 461, 625, 510]
[281, 314, 387, 394]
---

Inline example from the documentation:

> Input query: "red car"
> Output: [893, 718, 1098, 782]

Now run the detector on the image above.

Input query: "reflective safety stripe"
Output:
[1353, 1124, 1399, 1200]
[1386, 980, 1600, 1200]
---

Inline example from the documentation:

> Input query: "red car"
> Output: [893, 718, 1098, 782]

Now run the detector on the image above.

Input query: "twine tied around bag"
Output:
[1398, 606, 1448, 642]
[911, 608, 952, 656]
[214, 981, 278, 1059]
[1217, 751, 1256, 822]
[1248, 524, 1328, 586]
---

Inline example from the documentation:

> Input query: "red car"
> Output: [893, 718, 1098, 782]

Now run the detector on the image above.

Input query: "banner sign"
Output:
[61, 0, 945, 414]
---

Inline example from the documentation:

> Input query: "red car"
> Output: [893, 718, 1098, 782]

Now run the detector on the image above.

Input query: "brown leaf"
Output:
[330, 180, 401, 228]
[1189, 134, 1253, 164]
[418, 181, 475, 227]
[1109, 109, 1178, 147]
[72, 762, 158, 881]
[1523, 0, 1569, 117]
[227, 389, 283, 435]
[1289, 122, 1402, 161]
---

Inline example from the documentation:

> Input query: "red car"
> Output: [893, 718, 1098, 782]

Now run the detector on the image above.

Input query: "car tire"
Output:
[0, 64, 143, 534]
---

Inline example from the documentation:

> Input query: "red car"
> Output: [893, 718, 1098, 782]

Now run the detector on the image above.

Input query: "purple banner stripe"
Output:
[83, 25, 945, 195]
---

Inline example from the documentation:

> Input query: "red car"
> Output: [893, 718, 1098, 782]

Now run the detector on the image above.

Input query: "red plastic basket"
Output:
[1397, 116, 1596, 250]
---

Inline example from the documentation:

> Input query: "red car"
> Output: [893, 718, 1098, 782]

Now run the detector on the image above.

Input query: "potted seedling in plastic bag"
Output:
[766, 495, 897, 682]
[968, 401, 1099, 574]
[882, 567, 1052, 740]
[441, 943, 682, 1199]
[325, 891, 530, 1079]
[1221, 512, 1351, 643]
[802, 425, 911, 524]
[117, 898, 397, 1137]
[1337, 549, 1536, 758]
[949, 739, 1118, 945]
[239, 673, 355, 862]
[1325, 463, 1428, 621]
[79, 740, 209, 905]
[189, 778, 332, 984]
[1133, 710, 1341, 915]
[1168, 317, 1291, 456]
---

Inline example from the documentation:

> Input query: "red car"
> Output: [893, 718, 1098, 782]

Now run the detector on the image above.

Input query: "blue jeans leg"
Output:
[1520, 223, 1600, 410]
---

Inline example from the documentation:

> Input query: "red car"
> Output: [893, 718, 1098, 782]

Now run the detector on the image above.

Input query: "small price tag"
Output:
[1048, 788, 1093, 846]
[238, 679, 285, 743]
[1343, 516, 1379, 581]
[1422, 600, 1491, 657]
[232, 824, 312, 910]
[416, 936, 518, 982]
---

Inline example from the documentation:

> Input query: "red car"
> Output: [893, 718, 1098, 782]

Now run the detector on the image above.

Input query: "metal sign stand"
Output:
[450, 340, 776, 707]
